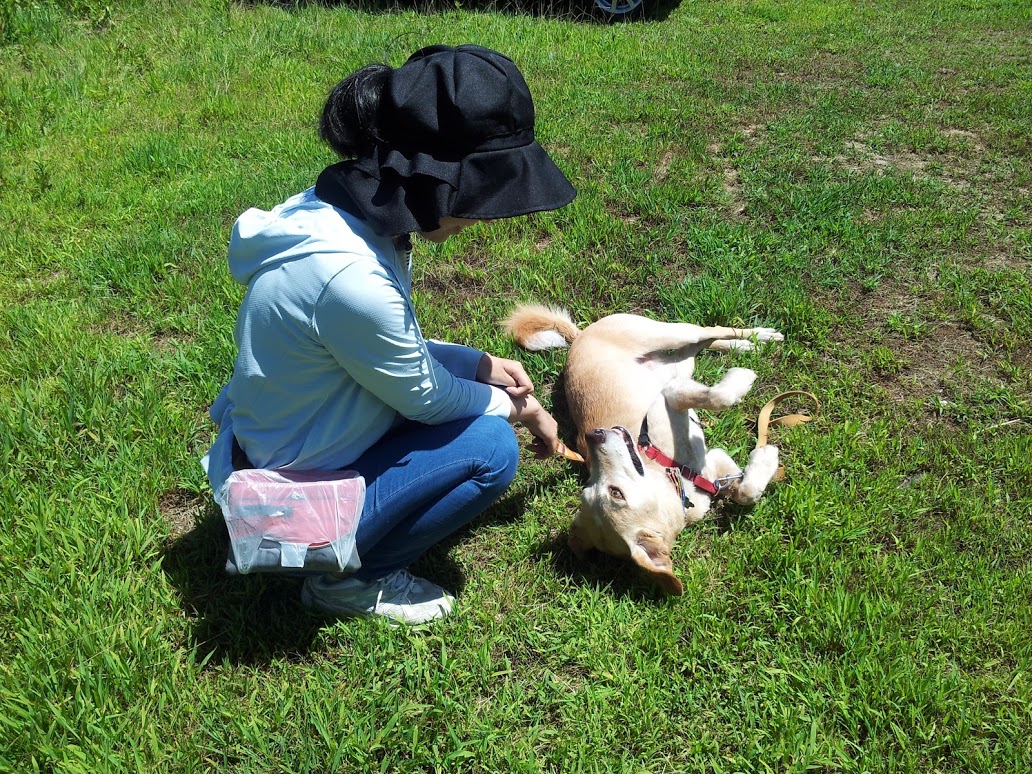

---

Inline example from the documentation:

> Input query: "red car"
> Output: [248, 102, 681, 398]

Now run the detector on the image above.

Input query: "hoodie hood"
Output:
[227, 188, 388, 286]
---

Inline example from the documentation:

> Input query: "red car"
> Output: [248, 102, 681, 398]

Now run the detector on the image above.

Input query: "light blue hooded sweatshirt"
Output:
[202, 188, 510, 502]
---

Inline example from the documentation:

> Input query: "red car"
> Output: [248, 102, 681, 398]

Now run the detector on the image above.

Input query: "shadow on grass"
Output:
[161, 470, 565, 663]
[549, 370, 579, 455]
[533, 504, 753, 603]
[707, 498, 754, 536]
[532, 530, 675, 603]
[161, 499, 324, 664]
[237, 0, 682, 25]
[410, 465, 571, 584]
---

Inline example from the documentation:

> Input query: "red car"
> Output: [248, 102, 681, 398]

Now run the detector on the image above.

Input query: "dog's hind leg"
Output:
[589, 315, 782, 355]
[702, 448, 742, 484]
[696, 327, 783, 352]
[736, 446, 780, 504]
[707, 339, 760, 352]
[704, 446, 779, 505]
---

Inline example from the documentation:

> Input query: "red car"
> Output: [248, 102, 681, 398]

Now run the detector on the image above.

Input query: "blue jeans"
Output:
[345, 414, 519, 581]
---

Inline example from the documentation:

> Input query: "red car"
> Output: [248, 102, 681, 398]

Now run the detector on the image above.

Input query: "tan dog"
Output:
[504, 304, 783, 595]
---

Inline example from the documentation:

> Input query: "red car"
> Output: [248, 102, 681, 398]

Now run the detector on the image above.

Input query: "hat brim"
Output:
[320, 142, 575, 237]
[451, 141, 576, 221]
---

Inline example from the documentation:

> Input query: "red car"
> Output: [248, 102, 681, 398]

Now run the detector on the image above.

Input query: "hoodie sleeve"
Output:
[311, 260, 511, 424]
[425, 340, 485, 381]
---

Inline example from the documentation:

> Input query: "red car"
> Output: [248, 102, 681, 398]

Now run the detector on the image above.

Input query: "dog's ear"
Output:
[629, 530, 684, 596]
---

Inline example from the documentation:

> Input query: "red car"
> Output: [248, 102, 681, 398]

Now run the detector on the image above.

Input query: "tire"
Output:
[593, 0, 645, 19]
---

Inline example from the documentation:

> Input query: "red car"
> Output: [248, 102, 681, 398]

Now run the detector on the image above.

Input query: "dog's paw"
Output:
[749, 444, 779, 475]
[732, 445, 780, 504]
[724, 367, 757, 391]
[710, 367, 756, 408]
[722, 339, 757, 351]
[752, 328, 784, 344]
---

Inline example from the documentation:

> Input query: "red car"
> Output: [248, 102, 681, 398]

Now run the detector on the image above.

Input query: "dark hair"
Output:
[319, 63, 391, 159]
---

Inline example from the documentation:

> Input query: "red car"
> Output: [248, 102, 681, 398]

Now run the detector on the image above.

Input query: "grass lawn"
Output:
[1, 0, 1030, 770]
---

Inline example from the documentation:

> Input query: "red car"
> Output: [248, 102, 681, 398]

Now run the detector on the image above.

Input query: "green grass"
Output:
[2, 0, 1031, 770]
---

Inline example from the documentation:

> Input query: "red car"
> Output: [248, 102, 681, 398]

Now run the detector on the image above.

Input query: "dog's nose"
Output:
[585, 428, 607, 446]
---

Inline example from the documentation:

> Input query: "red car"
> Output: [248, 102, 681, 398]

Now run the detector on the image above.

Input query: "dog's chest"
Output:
[643, 400, 707, 472]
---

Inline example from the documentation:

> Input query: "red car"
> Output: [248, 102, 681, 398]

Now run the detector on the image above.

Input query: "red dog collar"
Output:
[637, 418, 720, 496]
[639, 441, 719, 496]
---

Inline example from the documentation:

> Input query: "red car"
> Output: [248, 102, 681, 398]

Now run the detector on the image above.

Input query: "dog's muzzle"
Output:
[585, 427, 645, 476]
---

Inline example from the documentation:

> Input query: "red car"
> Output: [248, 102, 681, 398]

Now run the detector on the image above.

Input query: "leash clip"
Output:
[712, 473, 744, 493]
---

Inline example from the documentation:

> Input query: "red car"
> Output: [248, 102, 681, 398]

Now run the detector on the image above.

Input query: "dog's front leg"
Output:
[704, 446, 780, 505]
[664, 368, 757, 412]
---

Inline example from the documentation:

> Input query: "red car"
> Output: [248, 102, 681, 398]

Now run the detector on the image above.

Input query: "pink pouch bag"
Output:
[221, 469, 365, 575]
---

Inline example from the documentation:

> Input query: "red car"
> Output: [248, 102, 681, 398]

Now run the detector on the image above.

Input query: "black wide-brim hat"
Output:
[316, 44, 576, 236]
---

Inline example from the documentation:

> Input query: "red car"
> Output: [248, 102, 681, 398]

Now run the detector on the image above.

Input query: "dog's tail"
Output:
[502, 303, 580, 351]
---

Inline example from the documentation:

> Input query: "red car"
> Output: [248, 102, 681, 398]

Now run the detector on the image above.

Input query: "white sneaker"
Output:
[301, 570, 455, 625]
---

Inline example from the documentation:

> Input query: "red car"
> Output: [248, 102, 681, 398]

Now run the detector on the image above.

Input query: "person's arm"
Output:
[314, 261, 560, 453]
[476, 353, 559, 455]
[474, 353, 534, 396]
[313, 262, 510, 423]
[425, 340, 485, 380]
[507, 392, 560, 458]
[433, 344, 560, 456]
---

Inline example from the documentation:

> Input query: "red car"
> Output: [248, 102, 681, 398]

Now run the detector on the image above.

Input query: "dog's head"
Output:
[573, 426, 690, 595]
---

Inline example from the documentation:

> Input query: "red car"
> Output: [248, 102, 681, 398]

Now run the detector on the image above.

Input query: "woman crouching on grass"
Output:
[203, 45, 576, 625]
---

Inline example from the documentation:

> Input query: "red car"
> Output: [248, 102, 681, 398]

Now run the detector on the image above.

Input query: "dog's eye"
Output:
[609, 486, 624, 500]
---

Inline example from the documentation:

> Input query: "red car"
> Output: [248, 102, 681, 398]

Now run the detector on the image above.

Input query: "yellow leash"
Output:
[555, 390, 820, 481]
[755, 391, 820, 481]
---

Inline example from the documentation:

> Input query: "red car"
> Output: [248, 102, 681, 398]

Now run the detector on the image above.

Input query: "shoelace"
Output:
[380, 570, 422, 597]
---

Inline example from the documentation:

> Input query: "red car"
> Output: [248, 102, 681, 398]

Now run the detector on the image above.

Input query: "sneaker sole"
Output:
[301, 584, 452, 627]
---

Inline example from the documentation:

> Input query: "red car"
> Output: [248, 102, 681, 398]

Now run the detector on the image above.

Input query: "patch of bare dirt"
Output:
[706, 123, 772, 219]
[8, 270, 70, 304]
[892, 322, 986, 398]
[826, 138, 930, 177]
[89, 314, 188, 355]
[957, 250, 1030, 273]
[821, 125, 1031, 275]
[414, 247, 492, 303]
[844, 281, 999, 408]
[739, 123, 767, 145]
[721, 167, 747, 218]
[654, 149, 675, 182]
[792, 51, 864, 87]
[828, 126, 1029, 225]
[160, 488, 205, 540]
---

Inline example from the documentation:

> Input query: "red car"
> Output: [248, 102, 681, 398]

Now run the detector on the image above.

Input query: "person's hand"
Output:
[508, 394, 560, 458]
[476, 354, 534, 397]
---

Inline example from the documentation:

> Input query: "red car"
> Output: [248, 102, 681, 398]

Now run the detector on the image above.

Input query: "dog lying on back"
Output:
[504, 304, 783, 595]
